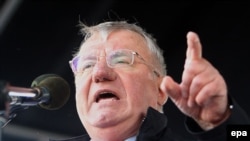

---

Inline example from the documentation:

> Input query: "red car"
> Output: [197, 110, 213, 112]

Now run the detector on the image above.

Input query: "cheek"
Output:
[123, 73, 159, 111]
[74, 75, 91, 114]
[75, 74, 91, 96]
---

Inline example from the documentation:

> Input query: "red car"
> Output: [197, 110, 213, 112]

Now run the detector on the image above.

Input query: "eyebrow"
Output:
[80, 55, 97, 61]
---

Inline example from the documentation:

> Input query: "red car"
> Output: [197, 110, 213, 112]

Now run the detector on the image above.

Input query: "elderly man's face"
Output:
[74, 30, 166, 136]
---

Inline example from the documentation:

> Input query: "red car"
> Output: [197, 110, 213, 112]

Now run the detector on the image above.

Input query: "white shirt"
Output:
[125, 136, 136, 141]
[90, 135, 136, 141]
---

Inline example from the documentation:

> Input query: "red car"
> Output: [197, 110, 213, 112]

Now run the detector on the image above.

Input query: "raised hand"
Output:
[160, 31, 230, 130]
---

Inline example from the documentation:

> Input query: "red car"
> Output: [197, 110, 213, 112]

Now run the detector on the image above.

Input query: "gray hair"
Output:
[77, 21, 167, 76]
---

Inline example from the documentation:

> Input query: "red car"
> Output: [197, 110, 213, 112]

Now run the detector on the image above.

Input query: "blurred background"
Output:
[0, 0, 250, 141]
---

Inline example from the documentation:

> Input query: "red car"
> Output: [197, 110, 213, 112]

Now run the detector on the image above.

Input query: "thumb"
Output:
[160, 76, 181, 100]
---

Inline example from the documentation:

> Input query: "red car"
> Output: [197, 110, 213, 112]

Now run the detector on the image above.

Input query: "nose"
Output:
[91, 57, 116, 83]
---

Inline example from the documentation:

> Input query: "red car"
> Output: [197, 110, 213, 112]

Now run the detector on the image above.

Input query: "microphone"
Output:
[7, 74, 70, 110]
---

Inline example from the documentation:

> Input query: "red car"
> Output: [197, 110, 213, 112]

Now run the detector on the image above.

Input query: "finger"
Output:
[160, 76, 182, 101]
[187, 69, 213, 107]
[186, 31, 202, 60]
[195, 75, 227, 106]
[180, 67, 195, 99]
[182, 31, 203, 98]
[181, 59, 206, 98]
[195, 81, 216, 107]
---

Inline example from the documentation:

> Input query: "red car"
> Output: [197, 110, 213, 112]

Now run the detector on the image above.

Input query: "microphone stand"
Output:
[0, 80, 29, 141]
[0, 80, 9, 141]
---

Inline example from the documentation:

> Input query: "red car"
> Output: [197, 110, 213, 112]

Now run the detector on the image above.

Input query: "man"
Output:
[51, 21, 250, 141]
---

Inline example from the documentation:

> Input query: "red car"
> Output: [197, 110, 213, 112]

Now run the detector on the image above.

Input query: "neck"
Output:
[86, 117, 144, 141]
[89, 123, 139, 141]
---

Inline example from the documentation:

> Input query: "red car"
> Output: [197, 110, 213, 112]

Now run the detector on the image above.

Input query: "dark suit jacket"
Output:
[50, 97, 250, 141]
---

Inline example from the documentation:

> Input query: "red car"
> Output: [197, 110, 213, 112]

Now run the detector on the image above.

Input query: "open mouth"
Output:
[95, 91, 120, 103]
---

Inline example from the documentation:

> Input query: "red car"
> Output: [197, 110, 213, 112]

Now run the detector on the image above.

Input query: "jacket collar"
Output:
[136, 107, 168, 141]
[50, 107, 168, 141]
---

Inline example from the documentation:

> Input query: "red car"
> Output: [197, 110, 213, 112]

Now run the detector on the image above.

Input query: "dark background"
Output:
[0, 1, 250, 141]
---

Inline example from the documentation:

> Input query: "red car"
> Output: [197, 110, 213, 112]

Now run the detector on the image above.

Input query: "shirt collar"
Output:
[125, 135, 137, 141]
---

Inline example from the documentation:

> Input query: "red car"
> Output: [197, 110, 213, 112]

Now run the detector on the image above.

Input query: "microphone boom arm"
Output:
[0, 74, 70, 128]
[8, 86, 50, 107]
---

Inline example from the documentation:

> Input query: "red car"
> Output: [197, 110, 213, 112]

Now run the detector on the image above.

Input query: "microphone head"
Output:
[31, 74, 70, 110]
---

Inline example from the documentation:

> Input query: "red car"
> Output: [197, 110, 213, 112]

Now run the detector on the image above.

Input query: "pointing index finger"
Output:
[186, 31, 202, 60]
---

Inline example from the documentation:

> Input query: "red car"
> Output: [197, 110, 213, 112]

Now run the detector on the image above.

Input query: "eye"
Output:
[78, 60, 96, 72]
[109, 51, 132, 67]
[112, 56, 131, 64]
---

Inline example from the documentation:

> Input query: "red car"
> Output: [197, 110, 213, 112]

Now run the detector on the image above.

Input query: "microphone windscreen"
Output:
[31, 74, 70, 110]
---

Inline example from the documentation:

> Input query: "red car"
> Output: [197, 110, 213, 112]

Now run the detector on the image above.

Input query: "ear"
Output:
[157, 77, 168, 106]
[157, 88, 168, 106]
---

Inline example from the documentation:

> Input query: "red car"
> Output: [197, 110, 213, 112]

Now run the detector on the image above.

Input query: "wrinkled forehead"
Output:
[78, 32, 106, 54]
[77, 29, 149, 57]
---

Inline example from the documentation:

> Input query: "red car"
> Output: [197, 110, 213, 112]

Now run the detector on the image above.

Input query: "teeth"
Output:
[96, 91, 119, 103]
[100, 92, 111, 94]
